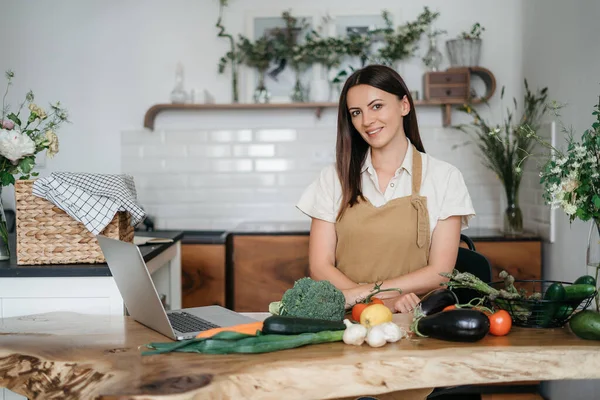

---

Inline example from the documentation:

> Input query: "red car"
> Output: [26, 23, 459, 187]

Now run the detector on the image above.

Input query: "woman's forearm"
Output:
[379, 265, 449, 296]
[309, 263, 359, 290]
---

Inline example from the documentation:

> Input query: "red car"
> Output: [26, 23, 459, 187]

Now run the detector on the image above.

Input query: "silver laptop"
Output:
[97, 235, 255, 340]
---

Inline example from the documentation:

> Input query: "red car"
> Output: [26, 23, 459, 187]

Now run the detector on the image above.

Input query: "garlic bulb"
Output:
[365, 325, 387, 347]
[342, 319, 368, 346]
[379, 322, 406, 343]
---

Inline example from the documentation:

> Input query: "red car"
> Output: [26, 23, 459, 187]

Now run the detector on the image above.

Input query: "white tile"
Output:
[233, 144, 275, 157]
[165, 130, 208, 144]
[252, 188, 304, 202]
[203, 188, 255, 202]
[211, 159, 253, 172]
[189, 173, 276, 188]
[255, 129, 297, 142]
[188, 145, 232, 158]
[137, 189, 207, 204]
[161, 218, 213, 230]
[132, 174, 189, 190]
[254, 159, 292, 172]
[209, 129, 252, 142]
[122, 159, 167, 174]
[164, 159, 211, 172]
[143, 144, 188, 158]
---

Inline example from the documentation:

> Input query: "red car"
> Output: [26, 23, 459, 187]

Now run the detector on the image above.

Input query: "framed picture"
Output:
[243, 9, 318, 103]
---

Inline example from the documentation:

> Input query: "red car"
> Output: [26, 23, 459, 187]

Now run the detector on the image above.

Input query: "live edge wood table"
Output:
[1, 313, 599, 400]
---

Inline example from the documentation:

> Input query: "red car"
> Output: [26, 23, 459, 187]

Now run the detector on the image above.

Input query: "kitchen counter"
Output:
[0, 311, 597, 399]
[181, 222, 542, 242]
[0, 230, 184, 277]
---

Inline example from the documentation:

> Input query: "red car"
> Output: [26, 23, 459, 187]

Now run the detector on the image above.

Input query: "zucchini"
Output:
[574, 275, 597, 287]
[541, 282, 566, 327]
[262, 315, 346, 335]
[564, 284, 597, 302]
[569, 310, 600, 340]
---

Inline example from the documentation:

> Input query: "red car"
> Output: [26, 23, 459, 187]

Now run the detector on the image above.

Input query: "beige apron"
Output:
[334, 147, 433, 400]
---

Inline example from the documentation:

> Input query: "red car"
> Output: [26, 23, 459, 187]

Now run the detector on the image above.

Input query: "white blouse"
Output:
[296, 138, 476, 236]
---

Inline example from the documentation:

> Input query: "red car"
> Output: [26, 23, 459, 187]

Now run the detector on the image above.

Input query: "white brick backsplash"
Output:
[165, 130, 208, 144]
[121, 121, 520, 231]
[188, 144, 231, 158]
[255, 129, 297, 142]
[233, 144, 275, 157]
[211, 159, 253, 172]
[142, 144, 188, 158]
[163, 159, 211, 172]
[189, 173, 276, 188]
[134, 174, 189, 190]
[209, 129, 252, 142]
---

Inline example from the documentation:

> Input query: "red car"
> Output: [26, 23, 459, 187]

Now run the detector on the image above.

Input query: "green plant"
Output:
[270, 10, 311, 74]
[216, 0, 241, 102]
[377, 7, 440, 65]
[459, 22, 485, 40]
[519, 97, 600, 223]
[0, 70, 68, 185]
[237, 34, 277, 73]
[454, 80, 549, 232]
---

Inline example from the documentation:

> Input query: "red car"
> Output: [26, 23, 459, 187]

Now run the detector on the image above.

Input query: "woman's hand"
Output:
[392, 293, 420, 314]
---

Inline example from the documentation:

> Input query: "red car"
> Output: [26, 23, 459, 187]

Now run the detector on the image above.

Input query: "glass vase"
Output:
[253, 69, 271, 104]
[503, 188, 523, 236]
[586, 218, 600, 311]
[423, 36, 443, 72]
[0, 187, 10, 260]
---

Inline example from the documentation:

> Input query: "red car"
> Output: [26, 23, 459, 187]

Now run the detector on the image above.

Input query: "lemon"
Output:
[360, 304, 393, 328]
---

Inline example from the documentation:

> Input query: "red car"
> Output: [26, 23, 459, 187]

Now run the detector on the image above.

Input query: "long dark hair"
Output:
[336, 64, 424, 221]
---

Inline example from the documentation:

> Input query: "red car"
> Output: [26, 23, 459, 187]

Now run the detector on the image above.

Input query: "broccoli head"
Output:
[269, 277, 346, 321]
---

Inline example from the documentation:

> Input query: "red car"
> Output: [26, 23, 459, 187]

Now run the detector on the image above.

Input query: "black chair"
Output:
[451, 234, 493, 304]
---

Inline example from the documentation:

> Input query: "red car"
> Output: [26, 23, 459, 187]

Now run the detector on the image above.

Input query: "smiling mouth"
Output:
[366, 127, 383, 135]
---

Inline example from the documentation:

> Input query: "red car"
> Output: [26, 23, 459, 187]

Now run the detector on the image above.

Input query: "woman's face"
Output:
[346, 84, 410, 150]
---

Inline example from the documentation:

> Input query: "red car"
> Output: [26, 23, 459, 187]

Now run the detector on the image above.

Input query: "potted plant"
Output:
[0, 71, 68, 259]
[454, 80, 549, 236]
[237, 34, 277, 103]
[446, 22, 485, 67]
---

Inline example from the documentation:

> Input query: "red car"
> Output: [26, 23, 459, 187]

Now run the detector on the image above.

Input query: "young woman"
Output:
[297, 64, 475, 314]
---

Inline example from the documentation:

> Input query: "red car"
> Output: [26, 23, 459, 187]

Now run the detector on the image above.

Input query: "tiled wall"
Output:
[121, 109, 504, 231]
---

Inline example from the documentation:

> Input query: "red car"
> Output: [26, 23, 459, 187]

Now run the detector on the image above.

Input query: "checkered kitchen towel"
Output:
[32, 173, 146, 235]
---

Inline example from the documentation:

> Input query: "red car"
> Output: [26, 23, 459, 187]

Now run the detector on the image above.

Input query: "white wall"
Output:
[522, 0, 600, 399]
[0, 0, 524, 228]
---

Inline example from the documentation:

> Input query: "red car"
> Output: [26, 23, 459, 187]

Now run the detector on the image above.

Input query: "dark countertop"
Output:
[217, 221, 542, 242]
[0, 230, 184, 278]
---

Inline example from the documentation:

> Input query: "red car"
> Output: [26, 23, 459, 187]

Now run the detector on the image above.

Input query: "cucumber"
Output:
[541, 282, 566, 327]
[569, 310, 600, 340]
[262, 315, 346, 335]
[564, 284, 597, 302]
[574, 275, 597, 287]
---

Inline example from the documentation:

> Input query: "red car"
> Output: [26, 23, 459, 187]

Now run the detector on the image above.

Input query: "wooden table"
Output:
[1, 312, 599, 400]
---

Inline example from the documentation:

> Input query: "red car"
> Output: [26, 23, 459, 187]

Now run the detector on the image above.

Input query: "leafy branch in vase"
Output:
[216, 0, 240, 103]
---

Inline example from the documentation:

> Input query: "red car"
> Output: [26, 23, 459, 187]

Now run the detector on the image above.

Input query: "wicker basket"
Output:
[15, 180, 135, 265]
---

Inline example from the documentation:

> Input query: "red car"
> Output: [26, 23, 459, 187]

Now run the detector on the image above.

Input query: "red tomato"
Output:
[443, 305, 457, 311]
[371, 298, 384, 305]
[488, 310, 512, 336]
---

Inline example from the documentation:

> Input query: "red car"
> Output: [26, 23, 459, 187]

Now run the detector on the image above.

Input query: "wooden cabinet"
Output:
[229, 235, 309, 312]
[471, 240, 542, 281]
[181, 244, 225, 308]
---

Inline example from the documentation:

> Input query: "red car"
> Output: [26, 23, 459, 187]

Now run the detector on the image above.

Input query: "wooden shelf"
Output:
[143, 100, 467, 130]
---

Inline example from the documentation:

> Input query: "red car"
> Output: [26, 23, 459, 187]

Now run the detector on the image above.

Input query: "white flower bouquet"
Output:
[0, 70, 68, 186]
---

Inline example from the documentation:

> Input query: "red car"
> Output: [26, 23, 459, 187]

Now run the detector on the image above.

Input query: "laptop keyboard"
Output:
[167, 311, 220, 333]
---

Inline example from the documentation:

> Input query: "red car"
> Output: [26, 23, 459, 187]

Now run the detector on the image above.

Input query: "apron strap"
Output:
[411, 148, 429, 250]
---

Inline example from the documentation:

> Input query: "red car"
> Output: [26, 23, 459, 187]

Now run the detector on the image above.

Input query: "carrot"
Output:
[195, 321, 263, 338]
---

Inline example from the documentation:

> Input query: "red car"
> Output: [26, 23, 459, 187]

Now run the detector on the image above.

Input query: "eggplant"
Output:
[418, 288, 458, 316]
[414, 309, 490, 342]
